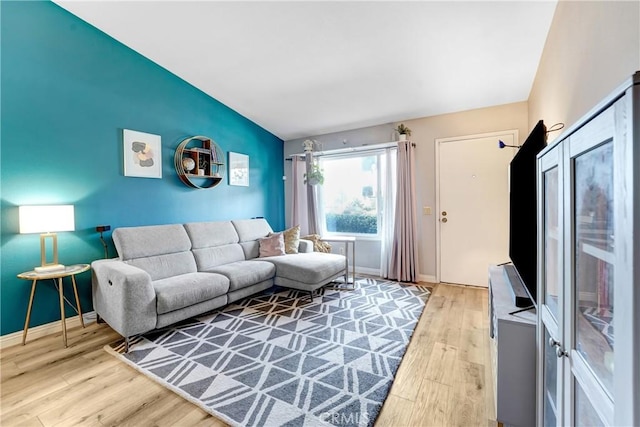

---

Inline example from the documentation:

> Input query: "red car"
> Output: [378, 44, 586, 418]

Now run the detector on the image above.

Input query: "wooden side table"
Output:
[17, 264, 90, 347]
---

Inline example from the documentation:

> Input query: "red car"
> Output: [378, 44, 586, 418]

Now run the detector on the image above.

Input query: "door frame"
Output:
[435, 129, 519, 283]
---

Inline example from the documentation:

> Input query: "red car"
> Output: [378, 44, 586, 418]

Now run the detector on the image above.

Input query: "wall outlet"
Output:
[339, 247, 345, 255]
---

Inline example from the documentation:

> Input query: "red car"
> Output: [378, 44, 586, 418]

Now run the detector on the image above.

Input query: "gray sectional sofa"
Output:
[91, 218, 346, 350]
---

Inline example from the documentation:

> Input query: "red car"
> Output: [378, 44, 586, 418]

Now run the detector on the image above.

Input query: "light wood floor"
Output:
[0, 283, 497, 427]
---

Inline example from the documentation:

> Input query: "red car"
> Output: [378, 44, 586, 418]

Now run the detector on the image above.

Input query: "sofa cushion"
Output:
[232, 218, 273, 242]
[192, 244, 246, 271]
[185, 221, 246, 270]
[128, 252, 198, 281]
[206, 260, 276, 292]
[113, 224, 192, 260]
[262, 252, 346, 284]
[153, 272, 230, 314]
[184, 221, 239, 249]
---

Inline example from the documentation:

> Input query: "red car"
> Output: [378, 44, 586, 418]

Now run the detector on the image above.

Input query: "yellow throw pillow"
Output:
[282, 225, 300, 254]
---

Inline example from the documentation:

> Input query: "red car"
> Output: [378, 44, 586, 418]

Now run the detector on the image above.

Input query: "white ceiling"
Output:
[54, 1, 557, 141]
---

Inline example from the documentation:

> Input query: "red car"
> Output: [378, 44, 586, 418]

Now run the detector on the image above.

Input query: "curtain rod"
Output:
[285, 141, 415, 160]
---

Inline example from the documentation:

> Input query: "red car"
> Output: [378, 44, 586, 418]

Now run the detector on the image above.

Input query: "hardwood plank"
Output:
[114, 392, 215, 427]
[42, 371, 159, 426]
[409, 379, 452, 426]
[458, 328, 485, 365]
[424, 341, 458, 386]
[1, 378, 98, 425]
[375, 394, 414, 427]
[388, 339, 430, 401]
[452, 359, 488, 426]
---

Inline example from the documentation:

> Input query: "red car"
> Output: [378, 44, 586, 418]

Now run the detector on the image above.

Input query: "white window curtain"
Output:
[290, 154, 320, 235]
[380, 146, 398, 278]
[291, 156, 310, 233]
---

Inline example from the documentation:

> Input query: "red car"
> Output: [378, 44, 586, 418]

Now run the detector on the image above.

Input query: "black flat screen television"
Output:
[507, 120, 547, 307]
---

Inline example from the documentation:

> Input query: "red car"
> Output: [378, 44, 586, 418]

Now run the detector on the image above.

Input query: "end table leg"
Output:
[71, 276, 85, 328]
[351, 241, 356, 286]
[22, 280, 38, 345]
[344, 243, 349, 284]
[58, 277, 68, 347]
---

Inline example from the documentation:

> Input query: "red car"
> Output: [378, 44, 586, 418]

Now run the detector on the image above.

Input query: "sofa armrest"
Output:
[91, 259, 157, 338]
[298, 239, 314, 253]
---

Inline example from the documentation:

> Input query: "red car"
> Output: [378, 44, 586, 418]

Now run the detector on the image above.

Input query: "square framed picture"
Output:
[123, 129, 162, 178]
[228, 152, 249, 186]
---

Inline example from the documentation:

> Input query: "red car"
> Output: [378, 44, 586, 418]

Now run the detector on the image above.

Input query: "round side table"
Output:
[17, 264, 90, 347]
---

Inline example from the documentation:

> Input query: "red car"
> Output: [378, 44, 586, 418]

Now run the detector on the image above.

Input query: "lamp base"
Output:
[34, 264, 66, 273]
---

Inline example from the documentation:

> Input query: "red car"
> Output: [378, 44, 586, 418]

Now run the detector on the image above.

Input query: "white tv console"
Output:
[488, 265, 536, 426]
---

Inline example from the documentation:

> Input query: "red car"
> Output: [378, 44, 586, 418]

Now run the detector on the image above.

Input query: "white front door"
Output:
[436, 131, 517, 286]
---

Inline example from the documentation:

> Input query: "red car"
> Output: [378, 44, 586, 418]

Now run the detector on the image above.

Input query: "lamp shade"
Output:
[19, 205, 75, 234]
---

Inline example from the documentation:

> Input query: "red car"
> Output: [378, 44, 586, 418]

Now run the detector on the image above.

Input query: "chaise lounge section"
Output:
[91, 218, 346, 350]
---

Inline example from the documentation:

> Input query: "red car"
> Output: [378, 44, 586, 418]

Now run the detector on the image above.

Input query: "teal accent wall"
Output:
[0, 1, 284, 336]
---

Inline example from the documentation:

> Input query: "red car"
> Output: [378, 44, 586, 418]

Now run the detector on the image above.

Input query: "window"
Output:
[318, 151, 390, 237]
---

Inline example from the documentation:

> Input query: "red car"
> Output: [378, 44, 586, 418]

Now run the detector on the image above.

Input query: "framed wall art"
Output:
[228, 152, 249, 186]
[123, 129, 162, 178]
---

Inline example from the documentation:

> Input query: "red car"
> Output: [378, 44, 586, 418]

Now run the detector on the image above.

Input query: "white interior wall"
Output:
[528, 0, 640, 138]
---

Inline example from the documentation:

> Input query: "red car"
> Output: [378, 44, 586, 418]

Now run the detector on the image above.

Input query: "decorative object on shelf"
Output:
[228, 152, 249, 186]
[181, 157, 196, 173]
[395, 123, 412, 141]
[123, 129, 162, 178]
[304, 161, 324, 185]
[174, 135, 225, 189]
[19, 205, 75, 272]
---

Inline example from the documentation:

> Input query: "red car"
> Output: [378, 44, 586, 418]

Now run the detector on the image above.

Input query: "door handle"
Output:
[549, 338, 568, 357]
[441, 218, 448, 223]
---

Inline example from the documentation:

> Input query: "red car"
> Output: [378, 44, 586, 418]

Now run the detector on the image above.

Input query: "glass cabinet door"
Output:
[542, 328, 559, 426]
[538, 145, 563, 426]
[564, 105, 617, 426]
[573, 140, 614, 395]
[544, 166, 560, 320]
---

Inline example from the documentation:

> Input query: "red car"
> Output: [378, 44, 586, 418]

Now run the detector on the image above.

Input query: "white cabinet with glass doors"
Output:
[536, 72, 640, 426]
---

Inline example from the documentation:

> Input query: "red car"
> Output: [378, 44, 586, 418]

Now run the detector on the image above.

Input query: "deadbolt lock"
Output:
[442, 211, 447, 216]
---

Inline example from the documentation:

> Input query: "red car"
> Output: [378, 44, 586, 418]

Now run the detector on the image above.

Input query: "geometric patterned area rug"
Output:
[105, 277, 431, 427]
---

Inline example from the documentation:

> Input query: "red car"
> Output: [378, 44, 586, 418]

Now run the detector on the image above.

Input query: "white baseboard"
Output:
[419, 274, 437, 284]
[0, 311, 96, 349]
[354, 266, 381, 276]
[354, 267, 437, 284]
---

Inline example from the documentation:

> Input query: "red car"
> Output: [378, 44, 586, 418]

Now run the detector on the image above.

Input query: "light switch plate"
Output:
[423, 206, 432, 215]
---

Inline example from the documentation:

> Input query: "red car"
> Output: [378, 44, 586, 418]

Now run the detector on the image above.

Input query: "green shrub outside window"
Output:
[325, 213, 377, 234]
